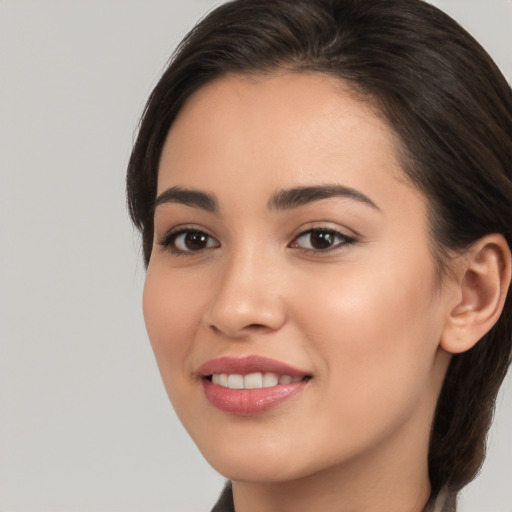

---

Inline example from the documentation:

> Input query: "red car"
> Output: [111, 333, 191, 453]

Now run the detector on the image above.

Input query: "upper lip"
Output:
[197, 355, 310, 378]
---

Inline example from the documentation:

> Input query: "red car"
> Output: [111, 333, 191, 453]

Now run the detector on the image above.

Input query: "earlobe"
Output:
[440, 234, 512, 354]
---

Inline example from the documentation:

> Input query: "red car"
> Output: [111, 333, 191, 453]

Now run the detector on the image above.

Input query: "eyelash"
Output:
[158, 227, 357, 256]
[158, 227, 219, 256]
[290, 228, 357, 253]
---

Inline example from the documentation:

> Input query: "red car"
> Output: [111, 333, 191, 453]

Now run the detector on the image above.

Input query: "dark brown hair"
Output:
[127, 0, 512, 504]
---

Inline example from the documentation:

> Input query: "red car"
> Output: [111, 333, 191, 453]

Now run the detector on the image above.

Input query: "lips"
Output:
[197, 356, 311, 416]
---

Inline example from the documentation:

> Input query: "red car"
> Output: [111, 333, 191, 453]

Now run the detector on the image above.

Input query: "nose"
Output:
[203, 249, 287, 339]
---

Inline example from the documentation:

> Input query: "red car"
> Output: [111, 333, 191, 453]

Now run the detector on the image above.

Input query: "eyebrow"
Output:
[154, 186, 218, 212]
[268, 185, 380, 211]
[154, 184, 379, 214]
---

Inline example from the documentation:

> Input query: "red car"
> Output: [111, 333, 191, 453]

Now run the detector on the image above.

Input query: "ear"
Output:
[440, 234, 511, 354]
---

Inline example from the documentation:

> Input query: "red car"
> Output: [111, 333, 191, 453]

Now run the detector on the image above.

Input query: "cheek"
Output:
[294, 253, 440, 349]
[291, 254, 443, 429]
[142, 265, 206, 385]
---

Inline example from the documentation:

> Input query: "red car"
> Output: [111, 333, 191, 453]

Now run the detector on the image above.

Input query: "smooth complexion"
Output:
[143, 73, 484, 512]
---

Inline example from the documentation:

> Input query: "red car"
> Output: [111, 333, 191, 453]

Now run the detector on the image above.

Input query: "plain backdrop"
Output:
[0, 1, 510, 511]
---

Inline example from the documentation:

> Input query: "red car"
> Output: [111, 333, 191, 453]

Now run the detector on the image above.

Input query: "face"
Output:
[143, 73, 454, 484]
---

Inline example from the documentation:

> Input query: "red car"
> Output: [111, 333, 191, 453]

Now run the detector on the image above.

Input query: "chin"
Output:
[196, 435, 311, 483]
[211, 458, 307, 484]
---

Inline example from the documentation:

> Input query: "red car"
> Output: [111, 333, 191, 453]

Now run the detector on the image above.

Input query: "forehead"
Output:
[157, 72, 417, 211]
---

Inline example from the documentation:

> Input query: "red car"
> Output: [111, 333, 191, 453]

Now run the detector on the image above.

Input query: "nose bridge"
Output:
[205, 238, 285, 337]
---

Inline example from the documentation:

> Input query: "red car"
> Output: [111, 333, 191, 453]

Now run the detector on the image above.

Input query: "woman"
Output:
[126, 0, 512, 510]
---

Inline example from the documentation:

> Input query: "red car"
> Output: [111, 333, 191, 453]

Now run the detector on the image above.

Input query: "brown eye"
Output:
[291, 228, 355, 252]
[309, 230, 336, 250]
[163, 229, 220, 254]
[181, 232, 209, 251]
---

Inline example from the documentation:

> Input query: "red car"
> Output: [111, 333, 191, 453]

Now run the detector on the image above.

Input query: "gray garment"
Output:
[211, 482, 234, 512]
[431, 488, 456, 512]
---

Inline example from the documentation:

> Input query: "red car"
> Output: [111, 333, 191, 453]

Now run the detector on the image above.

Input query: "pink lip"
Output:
[197, 355, 308, 377]
[197, 356, 311, 416]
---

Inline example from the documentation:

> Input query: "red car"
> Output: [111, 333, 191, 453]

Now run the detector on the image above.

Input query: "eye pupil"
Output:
[310, 231, 334, 249]
[185, 232, 208, 250]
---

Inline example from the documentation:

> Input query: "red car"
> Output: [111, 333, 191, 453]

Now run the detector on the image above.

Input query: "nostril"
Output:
[208, 324, 223, 335]
[208, 322, 271, 337]
[247, 323, 267, 330]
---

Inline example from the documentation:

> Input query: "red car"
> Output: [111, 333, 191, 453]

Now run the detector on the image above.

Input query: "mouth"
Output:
[198, 356, 312, 415]
[207, 372, 307, 389]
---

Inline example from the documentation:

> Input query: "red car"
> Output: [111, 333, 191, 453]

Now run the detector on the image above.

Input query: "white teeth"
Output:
[262, 372, 279, 387]
[227, 374, 244, 389]
[212, 373, 229, 386]
[211, 372, 302, 389]
[244, 372, 263, 389]
[278, 375, 302, 384]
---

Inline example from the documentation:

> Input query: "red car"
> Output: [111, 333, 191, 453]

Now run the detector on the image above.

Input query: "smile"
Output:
[198, 356, 311, 415]
[210, 372, 303, 389]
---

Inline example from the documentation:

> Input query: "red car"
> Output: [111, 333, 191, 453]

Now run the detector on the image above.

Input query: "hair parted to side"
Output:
[127, 0, 512, 504]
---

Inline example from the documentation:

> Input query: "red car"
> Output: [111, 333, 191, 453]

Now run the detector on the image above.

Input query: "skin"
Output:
[143, 73, 463, 512]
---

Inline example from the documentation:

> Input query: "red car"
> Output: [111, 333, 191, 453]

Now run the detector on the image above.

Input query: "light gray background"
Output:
[1, 1, 510, 511]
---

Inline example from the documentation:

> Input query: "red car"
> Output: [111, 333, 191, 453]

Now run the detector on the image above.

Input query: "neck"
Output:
[231, 418, 433, 512]
[233, 469, 430, 512]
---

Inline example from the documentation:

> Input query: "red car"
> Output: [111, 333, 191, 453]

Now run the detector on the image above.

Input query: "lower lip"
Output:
[202, 378, 308, 416]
